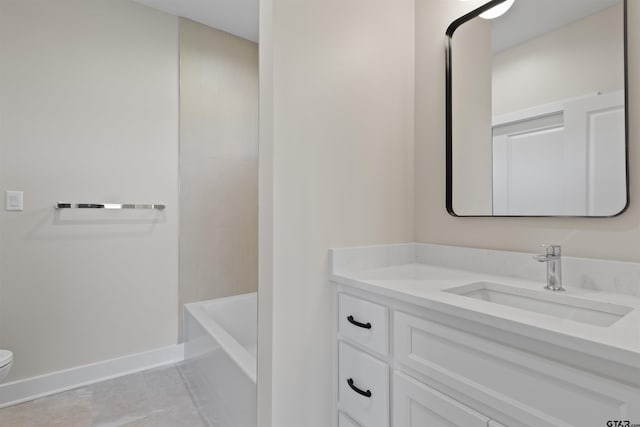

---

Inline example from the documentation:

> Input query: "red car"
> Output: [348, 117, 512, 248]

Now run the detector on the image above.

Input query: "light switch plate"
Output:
[6, 191, 24, 211]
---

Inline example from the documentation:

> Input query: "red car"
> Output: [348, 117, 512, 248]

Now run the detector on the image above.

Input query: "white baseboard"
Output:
[0, 344, 184, 409]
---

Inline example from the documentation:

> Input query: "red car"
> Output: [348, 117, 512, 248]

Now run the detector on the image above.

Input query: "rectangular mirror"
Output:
[446, 0, 628, 217]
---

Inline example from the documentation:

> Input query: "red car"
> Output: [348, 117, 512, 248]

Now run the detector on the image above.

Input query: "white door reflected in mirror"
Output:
[491, 91, 626, 216]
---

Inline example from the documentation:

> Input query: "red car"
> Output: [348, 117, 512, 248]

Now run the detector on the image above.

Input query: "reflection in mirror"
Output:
[446, 0, 627, 217]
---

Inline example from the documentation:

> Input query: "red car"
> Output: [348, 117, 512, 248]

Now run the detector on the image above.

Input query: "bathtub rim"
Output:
[184, 292, 257, 384]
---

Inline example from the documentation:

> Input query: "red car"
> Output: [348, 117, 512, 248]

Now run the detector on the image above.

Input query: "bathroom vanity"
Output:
[331, 244, 640, 427]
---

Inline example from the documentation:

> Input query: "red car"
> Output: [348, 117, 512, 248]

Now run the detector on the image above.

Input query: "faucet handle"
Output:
[541, 244, 561, 256]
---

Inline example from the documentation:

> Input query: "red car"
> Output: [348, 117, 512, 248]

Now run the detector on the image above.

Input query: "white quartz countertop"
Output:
[331, 262, 640, 369]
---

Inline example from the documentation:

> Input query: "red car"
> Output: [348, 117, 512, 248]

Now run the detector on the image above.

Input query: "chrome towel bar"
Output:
[55, 203, 165, 211]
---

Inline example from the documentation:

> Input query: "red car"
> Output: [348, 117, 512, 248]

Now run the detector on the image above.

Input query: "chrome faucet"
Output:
[533, 245, 564, 291]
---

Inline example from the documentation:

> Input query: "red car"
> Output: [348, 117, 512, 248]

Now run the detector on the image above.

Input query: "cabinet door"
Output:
[393, 372, 489, 427]
[338, 342, 389, 427]
[394, 311, 636, 426]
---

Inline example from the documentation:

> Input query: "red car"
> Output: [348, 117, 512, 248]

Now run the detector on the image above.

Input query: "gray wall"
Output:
[493, 4, 624, 115]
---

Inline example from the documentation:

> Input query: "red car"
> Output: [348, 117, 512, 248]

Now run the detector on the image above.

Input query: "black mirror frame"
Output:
[445, 0, 629, 218]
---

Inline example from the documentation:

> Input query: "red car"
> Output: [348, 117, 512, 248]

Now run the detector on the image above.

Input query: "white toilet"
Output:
[0, 350, 13, 382]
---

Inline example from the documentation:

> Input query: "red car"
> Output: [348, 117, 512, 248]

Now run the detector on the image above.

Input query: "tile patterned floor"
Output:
[0, 365, 207, 427]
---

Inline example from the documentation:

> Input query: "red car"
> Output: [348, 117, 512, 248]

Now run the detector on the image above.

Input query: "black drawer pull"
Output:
[347, 315, 372, 329]
[347, 378, 372, 398]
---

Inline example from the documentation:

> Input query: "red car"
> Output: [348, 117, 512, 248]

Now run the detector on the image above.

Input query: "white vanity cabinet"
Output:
[335, 288, 640, 427]
[336, 293, 390, 427]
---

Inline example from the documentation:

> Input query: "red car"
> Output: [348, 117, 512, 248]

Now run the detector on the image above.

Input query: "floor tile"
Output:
[151, 401, 205, 427]
[25, 388, 92, 427]
[0, 364, 209, 427]
[0, 400, 32, 427]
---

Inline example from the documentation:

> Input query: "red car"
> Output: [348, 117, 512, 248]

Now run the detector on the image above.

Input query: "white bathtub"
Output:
[181, 293, 257, 427]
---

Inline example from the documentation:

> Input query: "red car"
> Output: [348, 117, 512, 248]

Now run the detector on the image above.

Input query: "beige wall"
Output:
[416, 0, 640, 262]
[493, 4, 624, 116]
[258, 0, 415, 425]
[0, 0, 179, 381]
[179, 19, 258, 314]
[451, 17, 493, 215]
[257, 0, 274, 424]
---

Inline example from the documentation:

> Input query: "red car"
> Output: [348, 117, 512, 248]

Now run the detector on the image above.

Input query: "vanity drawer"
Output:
[338, 293, 388, 355]
[394, 311, 640, 427]
[338, 341, 389, 427]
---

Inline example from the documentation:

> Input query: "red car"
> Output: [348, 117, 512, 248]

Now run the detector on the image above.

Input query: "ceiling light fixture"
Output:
[479, 0, 515, 20]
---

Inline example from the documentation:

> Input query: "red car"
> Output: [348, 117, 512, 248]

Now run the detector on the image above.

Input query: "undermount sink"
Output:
[444, 281, 632, 327]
